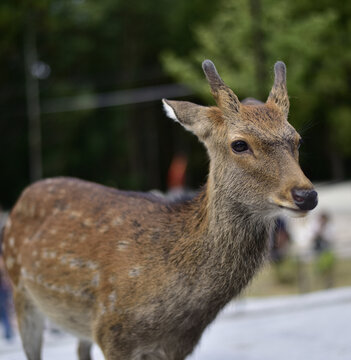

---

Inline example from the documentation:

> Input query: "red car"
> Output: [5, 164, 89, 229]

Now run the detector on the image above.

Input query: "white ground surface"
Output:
[1, 287, 351, 360]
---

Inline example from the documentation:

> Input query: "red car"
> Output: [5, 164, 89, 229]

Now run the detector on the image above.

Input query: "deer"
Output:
[2, 59, 317, 360]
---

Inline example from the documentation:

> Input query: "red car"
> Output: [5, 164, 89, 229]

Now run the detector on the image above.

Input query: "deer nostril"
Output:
[291, 189, 318, 211]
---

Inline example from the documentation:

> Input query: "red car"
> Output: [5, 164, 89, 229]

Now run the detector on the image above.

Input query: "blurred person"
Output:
[167, 153, 188, 198]
[310, 212, 336, 288]
[270, 217, 291, 263]
[0, 205, 14, 341]
[270, 217, 296, 284]
[0, 255, 14, 340]
[310, 212, 333, 254]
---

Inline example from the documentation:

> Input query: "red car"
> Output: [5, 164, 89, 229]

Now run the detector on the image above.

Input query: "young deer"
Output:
[2, 60, 317, 360]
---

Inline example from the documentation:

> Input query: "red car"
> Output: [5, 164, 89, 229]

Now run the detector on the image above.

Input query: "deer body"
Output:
[2, 60, 317, 360]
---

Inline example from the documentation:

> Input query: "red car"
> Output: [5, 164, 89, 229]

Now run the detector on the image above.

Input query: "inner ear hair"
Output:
[162, 99, 215, 141]
[162, 99, 179, 123]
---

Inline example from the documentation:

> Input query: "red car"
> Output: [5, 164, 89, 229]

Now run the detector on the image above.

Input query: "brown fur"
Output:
[2, 60, 316, 360]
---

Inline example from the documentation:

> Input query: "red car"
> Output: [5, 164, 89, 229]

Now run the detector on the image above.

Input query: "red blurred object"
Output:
[167, 154, 188, 191]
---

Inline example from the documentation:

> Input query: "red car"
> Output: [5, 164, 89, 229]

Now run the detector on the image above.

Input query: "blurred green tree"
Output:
[0, 0, 219, 207]
[1, 0, 350, 208]
[163, 0, 351, 180]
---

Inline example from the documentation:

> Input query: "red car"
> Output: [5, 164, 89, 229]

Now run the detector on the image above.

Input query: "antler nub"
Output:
[267, 61, 289, 117]
[202, 59, 240, 114]
[273, 61, 286, 88]
[202, 60, 225, 92]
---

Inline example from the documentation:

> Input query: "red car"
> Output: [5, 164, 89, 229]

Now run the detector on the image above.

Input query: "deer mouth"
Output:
[278, 205, 303, 212]
[269, 198, 308, 217]
[278, 205, 308, 218]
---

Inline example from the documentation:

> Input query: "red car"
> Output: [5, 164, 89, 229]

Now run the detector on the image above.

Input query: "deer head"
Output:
[163, 60, 317, 217]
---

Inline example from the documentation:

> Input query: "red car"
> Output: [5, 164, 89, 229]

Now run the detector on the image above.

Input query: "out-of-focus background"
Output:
[1, 0, 351, 203]
[1, 0, 351, 359]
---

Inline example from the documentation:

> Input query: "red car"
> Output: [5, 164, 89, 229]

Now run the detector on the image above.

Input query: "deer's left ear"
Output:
[162, 99, 216, 141]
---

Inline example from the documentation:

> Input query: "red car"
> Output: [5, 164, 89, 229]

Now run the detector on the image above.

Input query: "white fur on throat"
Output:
[162, 99, 179, 123]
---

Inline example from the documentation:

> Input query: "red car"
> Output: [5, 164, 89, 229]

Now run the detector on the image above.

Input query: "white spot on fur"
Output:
[64, 285, 72, 293]
[91, 273, 100, 287]
[32, 250, 38, 257]
[49, 251, 56, 259]
[99, 225, 109, 233]
[9, 237, 15, 248]
[5, 218, 11, 230]
[52, 208, 59, 215]
[108, 290, 117, 302]
[69, 210, 82, 219]
[108, 291, 117, 311]
[83, 218, 93, 227]
[15, 203, 22, 214]
[108, 275, 116, 284]
[35, 260, 41, 268]
[50, 229, 57, 235]
[129, 266, 142, 277]
[57, 286, 65, 294]
[69, 258, 83, 268]
[21, 268, 34, 281]
[117, 241, 129, 251]
[24, 238, 30, 244]
[86, 261, 98, 270]
[51, 284, 60, 292]
[98, 303, 107, 315]
[6, 256, 15, 269]
[29, 204, 36, 216]
[162, 99, 179, 123]
[112, 216, 123, 226]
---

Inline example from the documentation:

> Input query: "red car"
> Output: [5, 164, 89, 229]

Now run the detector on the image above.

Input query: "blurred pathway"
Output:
[1, 287, 351, 360]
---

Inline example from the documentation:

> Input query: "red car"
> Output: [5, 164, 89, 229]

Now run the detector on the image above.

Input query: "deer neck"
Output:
[201, 163, 272, 235]
[173, 166, 272, 300]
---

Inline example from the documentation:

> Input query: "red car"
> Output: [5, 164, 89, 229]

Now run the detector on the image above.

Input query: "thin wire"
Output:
[41, 83, 193, 114]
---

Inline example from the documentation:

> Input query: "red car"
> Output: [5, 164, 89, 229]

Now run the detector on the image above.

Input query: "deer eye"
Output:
[231, 140, 249, 153]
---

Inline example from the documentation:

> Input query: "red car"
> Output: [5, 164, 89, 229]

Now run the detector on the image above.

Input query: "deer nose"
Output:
[291, 188, 318, 211]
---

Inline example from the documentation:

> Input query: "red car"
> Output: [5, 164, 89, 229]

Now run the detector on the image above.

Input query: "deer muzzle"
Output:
[291, 188, 318, 211]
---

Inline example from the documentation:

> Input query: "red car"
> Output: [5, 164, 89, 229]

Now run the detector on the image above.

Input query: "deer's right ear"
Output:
[162, 99, 215, 141]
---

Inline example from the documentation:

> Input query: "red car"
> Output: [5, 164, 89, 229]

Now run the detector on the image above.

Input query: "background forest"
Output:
[1, 0, 350, 208]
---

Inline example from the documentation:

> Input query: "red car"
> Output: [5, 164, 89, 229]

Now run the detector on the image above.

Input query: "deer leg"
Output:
[14, 288, 44, 360]
[78, 339, 93, 360]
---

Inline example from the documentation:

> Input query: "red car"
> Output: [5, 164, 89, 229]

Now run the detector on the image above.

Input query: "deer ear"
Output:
[162, 99, 213, 141]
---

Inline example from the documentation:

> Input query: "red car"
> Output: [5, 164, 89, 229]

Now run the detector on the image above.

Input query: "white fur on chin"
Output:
[280, 207, 308, 218]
